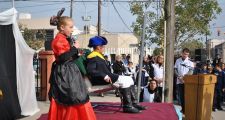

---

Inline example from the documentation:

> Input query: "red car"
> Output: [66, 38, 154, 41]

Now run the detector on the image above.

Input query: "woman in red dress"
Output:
[48, 15, 96, 120]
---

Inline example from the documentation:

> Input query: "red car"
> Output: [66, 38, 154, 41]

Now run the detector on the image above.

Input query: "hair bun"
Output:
[50, 16, 58, 26]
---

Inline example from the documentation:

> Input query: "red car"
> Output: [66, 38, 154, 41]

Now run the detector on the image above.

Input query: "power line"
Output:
[117, 2, 130, 12]
[29, 6, 70, 14]
[15, 2, 66, 8]
[81, 0, 86, 8]
[0, 0, 154, 3]
[111, 1, 133, 32]
[1, 2, 68, 10]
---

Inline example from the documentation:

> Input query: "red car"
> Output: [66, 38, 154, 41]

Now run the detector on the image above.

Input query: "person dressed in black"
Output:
[112, 55, 126, 75]
[104, 55, 111, 70]
[136, 56, 154, 87]
[86, 36, 146, 113]
[212, 64, 225, 111]
[140, 80, 161, 103]
[126, 62, 136, 82]
[112, 55, 127, 97]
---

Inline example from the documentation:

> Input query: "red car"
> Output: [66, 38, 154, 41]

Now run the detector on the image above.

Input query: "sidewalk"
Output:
[20, 93, 225, 120]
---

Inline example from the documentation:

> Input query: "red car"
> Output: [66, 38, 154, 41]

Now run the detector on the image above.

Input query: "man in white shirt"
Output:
[152, 55, 164, 98]
[174, 48, 194, 113]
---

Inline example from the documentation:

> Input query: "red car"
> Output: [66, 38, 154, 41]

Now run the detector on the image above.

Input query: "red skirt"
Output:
[48, 98, 96, 120]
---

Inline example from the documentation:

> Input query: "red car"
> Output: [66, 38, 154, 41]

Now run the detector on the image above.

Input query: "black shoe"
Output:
[212, 108, 216, 112]
[180, 110, 184, 113]
[123, 106, 141, 113]
[115, 93, 120, 97]
[133, 104, 147, 110]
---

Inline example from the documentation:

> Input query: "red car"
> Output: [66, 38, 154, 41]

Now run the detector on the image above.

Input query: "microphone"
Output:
[180, 63, 187, 67]
[180, 63, 194, 70]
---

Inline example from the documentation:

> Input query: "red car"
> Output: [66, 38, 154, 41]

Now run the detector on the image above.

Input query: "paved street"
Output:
[20, 92, 225, 120]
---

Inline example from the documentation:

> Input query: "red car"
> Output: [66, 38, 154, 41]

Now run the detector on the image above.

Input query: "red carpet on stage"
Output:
[38, 102, 178, 120]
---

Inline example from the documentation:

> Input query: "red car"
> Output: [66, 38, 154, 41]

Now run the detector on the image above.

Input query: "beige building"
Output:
[77, 33, 140, 65]
[207, 39, 225, 59]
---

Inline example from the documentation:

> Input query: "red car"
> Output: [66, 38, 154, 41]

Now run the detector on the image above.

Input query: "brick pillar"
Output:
[38, 51, 55, 101]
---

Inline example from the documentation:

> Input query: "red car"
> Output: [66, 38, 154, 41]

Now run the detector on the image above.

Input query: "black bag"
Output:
[49, 60, 89, 105]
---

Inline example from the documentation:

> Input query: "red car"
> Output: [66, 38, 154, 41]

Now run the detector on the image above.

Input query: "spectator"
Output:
[212, 64, 225, 111]
[126, 62, 136, 83]
[152, 55, 164, 98]
[221, 63, 225, 102]
[104, 55, 111, 71]
[112, 55, 127, 97]
[122, 54, 129, 66]
[200, 63, 208, 74]
[139, 80, 161, 103]
[112, 55, 126, 75]
[147, 55, 154, 64]
[213, 54, 220, 67]
[136, 56, 154, 88]
[207, 65, 214, 74]
[126, 54, 131, 64]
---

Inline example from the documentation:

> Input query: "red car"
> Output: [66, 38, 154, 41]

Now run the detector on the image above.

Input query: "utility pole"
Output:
[70, 0, 73, 18]
[137, 12, 147, 103]
[12, 0, 15, 8]
[98, 0, 102, 36]
[206, 33, 210, 59]
[164, 0, 175, 102]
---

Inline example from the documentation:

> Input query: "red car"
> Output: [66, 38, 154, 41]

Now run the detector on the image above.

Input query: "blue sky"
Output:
[0, 0, 135, 33]
[209, 0, 225, 40]
[0, 0, 224, 39]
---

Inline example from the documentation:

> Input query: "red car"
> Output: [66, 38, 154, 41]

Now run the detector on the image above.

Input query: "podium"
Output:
[184, 74, 217, 120]
[38, 51, 55, 101]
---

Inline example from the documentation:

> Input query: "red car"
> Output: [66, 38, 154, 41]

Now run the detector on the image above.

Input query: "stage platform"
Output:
[38, 102, 179, 120]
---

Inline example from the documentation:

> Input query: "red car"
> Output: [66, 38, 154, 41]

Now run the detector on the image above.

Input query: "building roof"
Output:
[18, 18, 56, 30]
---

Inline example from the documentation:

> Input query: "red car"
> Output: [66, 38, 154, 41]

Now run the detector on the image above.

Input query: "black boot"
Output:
[119, 88, 140, 113]
[115, 88, 120, 97]
[130, 85, 147, 110]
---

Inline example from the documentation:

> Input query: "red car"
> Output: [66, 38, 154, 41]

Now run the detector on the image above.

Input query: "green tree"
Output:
[130, 0, 221, 50]
[153, 47, 163, 56]
[130, 0, 158, 42]
[19, 24, 45, 50]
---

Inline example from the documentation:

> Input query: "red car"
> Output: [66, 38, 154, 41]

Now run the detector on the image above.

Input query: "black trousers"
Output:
[158, 87, 162, 99]
[177, 84, 185, 113]
[213, 88, 223, 109]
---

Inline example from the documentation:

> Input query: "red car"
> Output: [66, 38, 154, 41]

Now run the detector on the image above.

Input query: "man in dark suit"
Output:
[86, 36, 146, 113]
